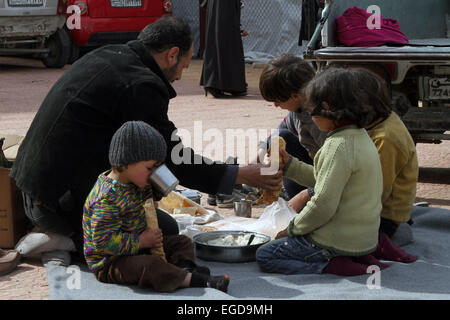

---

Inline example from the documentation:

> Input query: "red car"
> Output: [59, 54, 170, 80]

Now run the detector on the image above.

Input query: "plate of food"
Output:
[193, 231, 271, 263]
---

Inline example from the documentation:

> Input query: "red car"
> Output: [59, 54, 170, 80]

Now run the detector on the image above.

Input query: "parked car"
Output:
[0, 0, 70, 68]
[66, 0, 173, 64]
[0, 0, 172, 68]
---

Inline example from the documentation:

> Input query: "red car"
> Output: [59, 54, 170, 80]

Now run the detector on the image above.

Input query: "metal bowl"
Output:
[193, 231, 271, 263]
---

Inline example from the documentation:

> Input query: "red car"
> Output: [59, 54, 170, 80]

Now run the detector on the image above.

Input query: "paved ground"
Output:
[0, 56, 449, 300]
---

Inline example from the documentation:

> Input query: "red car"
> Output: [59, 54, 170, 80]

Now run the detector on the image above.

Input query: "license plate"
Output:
[8, 0, 43, 6]
[428, 77, 450, 100]
[110, 0, 142, 8]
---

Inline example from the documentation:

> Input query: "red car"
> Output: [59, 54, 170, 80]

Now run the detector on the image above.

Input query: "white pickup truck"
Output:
[303, 0, 450, 145]
[0, 0, 72, 68]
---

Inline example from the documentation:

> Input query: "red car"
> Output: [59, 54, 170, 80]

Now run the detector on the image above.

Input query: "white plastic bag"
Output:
[246, 198, 297, 239]
[182, 199, 297, 240]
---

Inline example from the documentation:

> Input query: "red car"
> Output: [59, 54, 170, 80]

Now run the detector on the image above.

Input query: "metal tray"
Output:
[193, 231, 271, 263]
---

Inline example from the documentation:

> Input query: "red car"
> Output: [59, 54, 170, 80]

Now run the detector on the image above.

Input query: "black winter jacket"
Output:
[10, 40, 227, 207]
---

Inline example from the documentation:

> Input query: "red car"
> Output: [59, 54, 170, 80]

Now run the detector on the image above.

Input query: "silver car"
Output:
[0, 0, 72, 68]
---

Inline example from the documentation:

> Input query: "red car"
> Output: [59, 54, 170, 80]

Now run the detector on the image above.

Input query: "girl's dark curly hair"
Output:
[304, 67, 392, 128]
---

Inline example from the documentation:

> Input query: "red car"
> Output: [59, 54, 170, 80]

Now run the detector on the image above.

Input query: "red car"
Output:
[65, 0, 172, 63]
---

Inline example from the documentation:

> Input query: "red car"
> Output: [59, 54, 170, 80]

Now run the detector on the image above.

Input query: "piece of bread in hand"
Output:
[261, 136, 286, 205]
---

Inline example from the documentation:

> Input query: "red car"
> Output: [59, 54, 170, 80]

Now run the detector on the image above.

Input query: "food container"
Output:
[193, 231, 271, 263]
[148, 164, 179, 197]
[233, 199, 252, 217]
[176, 189, 202, 204]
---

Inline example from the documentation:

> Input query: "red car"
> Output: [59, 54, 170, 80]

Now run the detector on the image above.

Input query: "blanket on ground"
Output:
[46, 206, 450, 300]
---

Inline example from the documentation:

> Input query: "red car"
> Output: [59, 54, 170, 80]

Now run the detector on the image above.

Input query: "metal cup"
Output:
[148, 164, 179, 197]
[233, 199, 252, 218]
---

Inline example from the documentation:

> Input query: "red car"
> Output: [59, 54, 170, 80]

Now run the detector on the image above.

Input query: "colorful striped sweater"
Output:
[83, 171, 153, 271]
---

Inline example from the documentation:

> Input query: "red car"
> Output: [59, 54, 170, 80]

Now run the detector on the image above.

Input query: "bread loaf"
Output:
[261, 136, 286, 205]
[143, 199, 167, 262]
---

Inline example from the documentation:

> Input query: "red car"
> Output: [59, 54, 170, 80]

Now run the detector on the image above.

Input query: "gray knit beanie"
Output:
[109, 121, 167, 167]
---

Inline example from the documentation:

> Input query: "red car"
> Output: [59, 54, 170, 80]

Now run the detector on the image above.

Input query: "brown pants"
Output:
[95, 235, 195, 293]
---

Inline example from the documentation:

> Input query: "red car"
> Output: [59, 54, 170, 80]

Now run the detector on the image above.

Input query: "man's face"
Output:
[163, 43, 194, 83]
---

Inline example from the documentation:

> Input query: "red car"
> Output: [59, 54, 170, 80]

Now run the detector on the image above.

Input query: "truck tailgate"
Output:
[313, 42, 450, 62]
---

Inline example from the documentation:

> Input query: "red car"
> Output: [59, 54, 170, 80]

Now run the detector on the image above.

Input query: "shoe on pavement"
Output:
[217, 189, 252, 208]
[207, 194, 217, 206]
[0, 248, 21, 276]
[41, 250, 71, 267]
[15, 232, 76, 259]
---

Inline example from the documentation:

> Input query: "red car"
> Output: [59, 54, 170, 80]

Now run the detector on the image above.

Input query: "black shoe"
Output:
[205, 87, 226, 98]
[207, 194, 217, 206]
[208, 275, 230, 293]
[216, 191, 245, 208]
[234, 184, 257, 195]
[175, 260, 211, 276]
[228, 90, 247, 97]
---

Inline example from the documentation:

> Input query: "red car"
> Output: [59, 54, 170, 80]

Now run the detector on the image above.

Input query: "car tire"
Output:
[42, 28, 71, 68]
[68, 42, 80, 65]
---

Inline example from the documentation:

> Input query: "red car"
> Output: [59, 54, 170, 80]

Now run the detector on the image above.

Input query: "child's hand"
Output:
[139, 228, 163, 249]
[275, 228, 288, 239]
[288, 189, 311, 213]
[279, 148, 291, 168]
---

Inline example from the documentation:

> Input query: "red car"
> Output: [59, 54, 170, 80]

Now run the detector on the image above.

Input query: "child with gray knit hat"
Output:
[82, 121, 230, 293]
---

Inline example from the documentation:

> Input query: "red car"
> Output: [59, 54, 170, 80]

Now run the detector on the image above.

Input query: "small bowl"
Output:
[234, 199, 252, 218]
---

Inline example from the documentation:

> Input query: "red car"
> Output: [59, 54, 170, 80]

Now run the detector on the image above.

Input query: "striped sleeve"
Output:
[88, 196, 140, 256]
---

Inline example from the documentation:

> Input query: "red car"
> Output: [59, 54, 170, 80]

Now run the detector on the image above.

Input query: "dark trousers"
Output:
[267, 129, 314, 199]
[22, 192, 179, 253]
[95, 235, 193, 293]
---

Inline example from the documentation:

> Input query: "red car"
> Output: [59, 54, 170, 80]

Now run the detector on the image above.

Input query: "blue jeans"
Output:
[256, 235, 338, 275]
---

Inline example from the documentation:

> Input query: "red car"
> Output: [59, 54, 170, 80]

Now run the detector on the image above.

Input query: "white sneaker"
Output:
[15, 232, 76, 259]
[41, 250, 71, 267]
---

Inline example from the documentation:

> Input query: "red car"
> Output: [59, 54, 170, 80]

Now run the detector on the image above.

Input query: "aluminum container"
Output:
[148, 164, 179, 197]
[233, 199, 252, 217]
[193, 231, 271, 263]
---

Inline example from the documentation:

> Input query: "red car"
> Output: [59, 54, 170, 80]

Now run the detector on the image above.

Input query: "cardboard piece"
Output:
[0, 135, 28, 248]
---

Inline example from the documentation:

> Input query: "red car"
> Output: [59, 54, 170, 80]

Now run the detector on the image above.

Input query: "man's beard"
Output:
[162, 57, 180, 83]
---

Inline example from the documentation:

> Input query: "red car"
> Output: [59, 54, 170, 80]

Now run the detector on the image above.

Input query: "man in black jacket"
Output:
[10, 16, 282, 255]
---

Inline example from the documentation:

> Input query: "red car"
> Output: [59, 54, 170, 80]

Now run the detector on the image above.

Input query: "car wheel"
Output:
[41, 28, 71, 68]
[68, 42, 80, 65]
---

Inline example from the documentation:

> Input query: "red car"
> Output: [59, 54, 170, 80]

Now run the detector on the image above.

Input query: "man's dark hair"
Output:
[304, 67, 392, 128]
[138, 16, 193, 57]
[259, 53, 316, 102]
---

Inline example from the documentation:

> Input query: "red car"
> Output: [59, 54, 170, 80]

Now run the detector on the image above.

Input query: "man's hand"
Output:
[139, 228, 163, 249]
[288, 189, 311, 213]
[236, 163, 283, 191]
[275, 228, 288, 239]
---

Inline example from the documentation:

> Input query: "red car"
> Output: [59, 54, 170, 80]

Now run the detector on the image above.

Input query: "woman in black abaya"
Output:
[200, 0, 247, 98]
